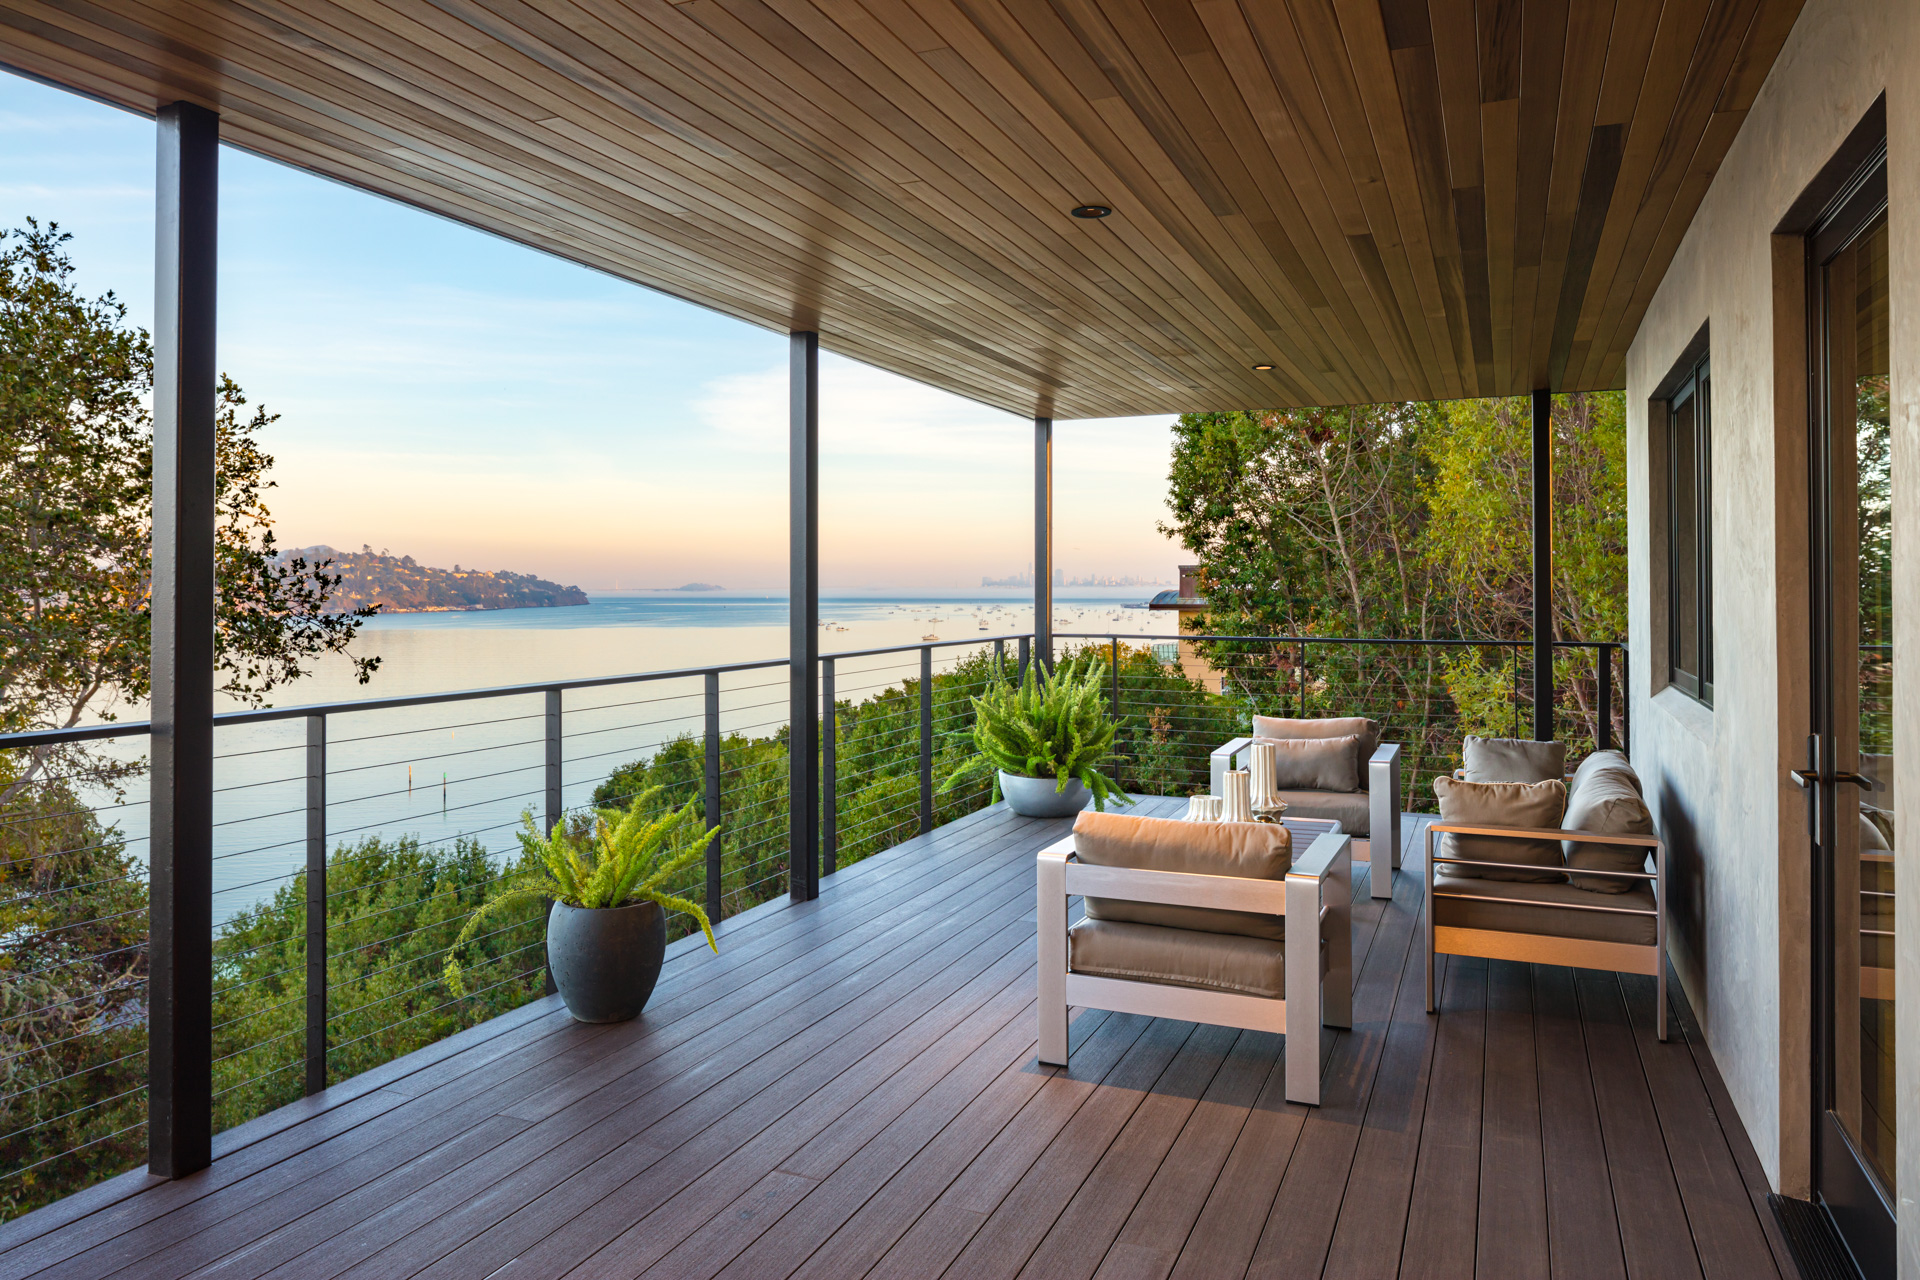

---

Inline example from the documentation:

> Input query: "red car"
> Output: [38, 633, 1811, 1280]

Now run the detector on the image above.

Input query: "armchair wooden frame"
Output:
[1424, 823, 1667, 1039]
[1037, 830, 1353, 1104]
[1212, 737, 1402, 899]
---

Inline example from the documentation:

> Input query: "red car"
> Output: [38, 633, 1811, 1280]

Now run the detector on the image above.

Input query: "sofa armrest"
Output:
[1368, 743, 1403, 894]
[1287, 832, 1353, 1056]
[1288, 830, 1352, 882]
[1211, 736, 1253, 797]
[1036, 843, 1071, 1064]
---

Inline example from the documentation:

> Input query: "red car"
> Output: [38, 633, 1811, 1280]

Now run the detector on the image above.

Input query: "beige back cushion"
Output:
[1461, 736, 1567, 784]
[1257, 734, 1363, 793]
[1561, 768, 1654, 892]
[1433, 775, 1567, 881]
[1072, 810, 1292, 940]
[1567, 749, 1640, 801]
[1252, 716, 1379, 790]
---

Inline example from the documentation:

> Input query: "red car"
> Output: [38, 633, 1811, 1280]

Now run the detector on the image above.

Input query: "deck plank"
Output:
[0, 805, 1787, 1280]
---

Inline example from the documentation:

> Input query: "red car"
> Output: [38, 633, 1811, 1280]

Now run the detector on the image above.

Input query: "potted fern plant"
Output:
[941, 652, 1128, 818]
[444, 788, 717, 1023]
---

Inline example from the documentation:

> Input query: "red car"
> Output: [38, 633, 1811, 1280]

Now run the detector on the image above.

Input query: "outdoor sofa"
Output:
[1212, 716, 1402, 899]
[1037, 810, 1353, 1104]
[1426, 741, 1667, 1038]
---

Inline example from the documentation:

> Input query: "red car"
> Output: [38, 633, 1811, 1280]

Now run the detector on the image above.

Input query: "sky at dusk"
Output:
[0, 71, 1186, 592]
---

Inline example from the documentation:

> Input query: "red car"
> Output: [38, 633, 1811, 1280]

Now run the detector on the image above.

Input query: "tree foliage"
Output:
[1161, 392, 1628, 790]
[0, 221, 377, 806]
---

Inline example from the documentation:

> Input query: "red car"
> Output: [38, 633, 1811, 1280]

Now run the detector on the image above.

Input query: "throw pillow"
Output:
[1433, 775, 1567, 882]
[1251, 716, 1380, 790]
[1461, 736, 1566, 785]
[1562, 767, 1654, 892]
[1258, 733, 1363, 792]
[1567, 749, 1639, 801]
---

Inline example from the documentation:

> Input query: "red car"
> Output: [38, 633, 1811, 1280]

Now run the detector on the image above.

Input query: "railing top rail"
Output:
[819, 632, 1029, 662]
[0, 632, 1035, 751]
[1053, 631, 1625, 650]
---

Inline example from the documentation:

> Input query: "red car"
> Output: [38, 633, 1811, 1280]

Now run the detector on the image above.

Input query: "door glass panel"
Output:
[1829, 211, 1893, 1193]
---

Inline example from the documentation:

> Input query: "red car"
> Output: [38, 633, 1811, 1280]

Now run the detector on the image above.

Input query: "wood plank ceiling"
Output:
[0, 0, 1804, 418]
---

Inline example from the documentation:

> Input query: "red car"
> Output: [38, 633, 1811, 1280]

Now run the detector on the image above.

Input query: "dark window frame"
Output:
[1664, 353, 1713, 704]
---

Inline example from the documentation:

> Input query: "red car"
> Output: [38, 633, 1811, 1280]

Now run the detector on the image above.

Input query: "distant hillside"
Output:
[286, 546, 589, 614]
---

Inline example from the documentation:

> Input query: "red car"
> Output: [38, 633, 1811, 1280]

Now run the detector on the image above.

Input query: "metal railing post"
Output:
[919, 646, 934, 834]
[543, 688, 560, 995]
[704, 671, 722, 918]
[1597, 645, 1613, 752]
[1110, 637, 1121, 712]
[1511, 646, 1522, 740]
[1018, 636, 1031, 682]
[304, 714, 326, 1097]
[822, 658, 837, 877]
[543, 689, 562, 835]
[1621, 649, 1631, 752]
[995, 637, 1005, 673]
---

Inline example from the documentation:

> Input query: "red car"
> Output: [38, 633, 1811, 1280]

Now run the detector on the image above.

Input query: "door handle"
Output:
[1790, 768, 1873, 789]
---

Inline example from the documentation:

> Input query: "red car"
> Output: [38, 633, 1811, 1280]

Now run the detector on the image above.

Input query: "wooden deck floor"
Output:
[0, 799, 1794, 1280]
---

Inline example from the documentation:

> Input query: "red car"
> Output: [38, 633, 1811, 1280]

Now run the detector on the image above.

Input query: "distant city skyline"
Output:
[978, 567, 1172, 589]
[0, 71, 1187, 591]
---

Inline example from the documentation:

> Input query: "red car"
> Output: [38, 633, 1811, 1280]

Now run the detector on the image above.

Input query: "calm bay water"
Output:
[87, 591, 1175, 924]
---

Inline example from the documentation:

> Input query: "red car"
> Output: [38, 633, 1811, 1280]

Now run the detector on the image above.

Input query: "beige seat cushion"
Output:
[1073, 810, 1291, 940]
[1432, 873, 1657, 947]
[1568, 749, 1640, 800]
[1461, 736, 1567, 784]
[1433, 776, 1567, 882]
[1562, 767, 1654, 892]
[1253, 716, 1381, 790]
[1269, 788, 1368, 836]
[1258, 734, 1363, 792]
[1069, 918, 1286, 998]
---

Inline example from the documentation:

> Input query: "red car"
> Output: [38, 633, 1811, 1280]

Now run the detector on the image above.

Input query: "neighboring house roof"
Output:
[1148, 590, 1206, 611]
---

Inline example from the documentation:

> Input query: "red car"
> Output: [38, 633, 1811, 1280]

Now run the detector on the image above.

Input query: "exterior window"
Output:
[1666, 356, 1712, 702]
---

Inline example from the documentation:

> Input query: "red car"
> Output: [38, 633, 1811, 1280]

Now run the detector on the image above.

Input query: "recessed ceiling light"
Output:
[1251, 362, 1274, 371]
[1070, 204, 1113, 219]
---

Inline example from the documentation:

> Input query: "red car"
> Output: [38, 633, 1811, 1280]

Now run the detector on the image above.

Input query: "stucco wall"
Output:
[1624, 1, 1919, 1250]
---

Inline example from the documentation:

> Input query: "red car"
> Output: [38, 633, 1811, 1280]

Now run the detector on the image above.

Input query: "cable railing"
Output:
[0, 632, 1026, 1218]
[0, 622, 1633, 1218]
[1052, 632, 1627, 811]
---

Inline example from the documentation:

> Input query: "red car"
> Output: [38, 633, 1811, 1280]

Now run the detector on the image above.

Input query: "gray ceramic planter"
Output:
[546, 899, 667, 1023]
[998, 770, 1091, 818]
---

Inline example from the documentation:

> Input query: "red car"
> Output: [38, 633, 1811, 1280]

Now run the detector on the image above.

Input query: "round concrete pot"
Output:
[998, 770, 1092, 818]
[546, 899, 667, 1024]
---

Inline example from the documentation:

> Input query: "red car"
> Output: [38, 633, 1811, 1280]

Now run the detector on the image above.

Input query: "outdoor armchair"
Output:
[1036, 817, 1352, 1105]
[1211, 734, 1402, 900]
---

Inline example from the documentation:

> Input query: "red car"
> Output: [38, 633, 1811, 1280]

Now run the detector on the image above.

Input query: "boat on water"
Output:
[922, 632, 939, 641]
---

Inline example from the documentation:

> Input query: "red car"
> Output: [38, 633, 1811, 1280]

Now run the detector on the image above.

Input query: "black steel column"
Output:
[149, 100, 218, 1180]
[788, 332, 820, 903]
[1531, 388, 1554, 741]
[1034, 416, 1053, 671]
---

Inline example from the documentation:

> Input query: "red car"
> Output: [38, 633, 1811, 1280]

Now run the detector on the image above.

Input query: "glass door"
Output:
[1807, 160, 1894, 1277]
